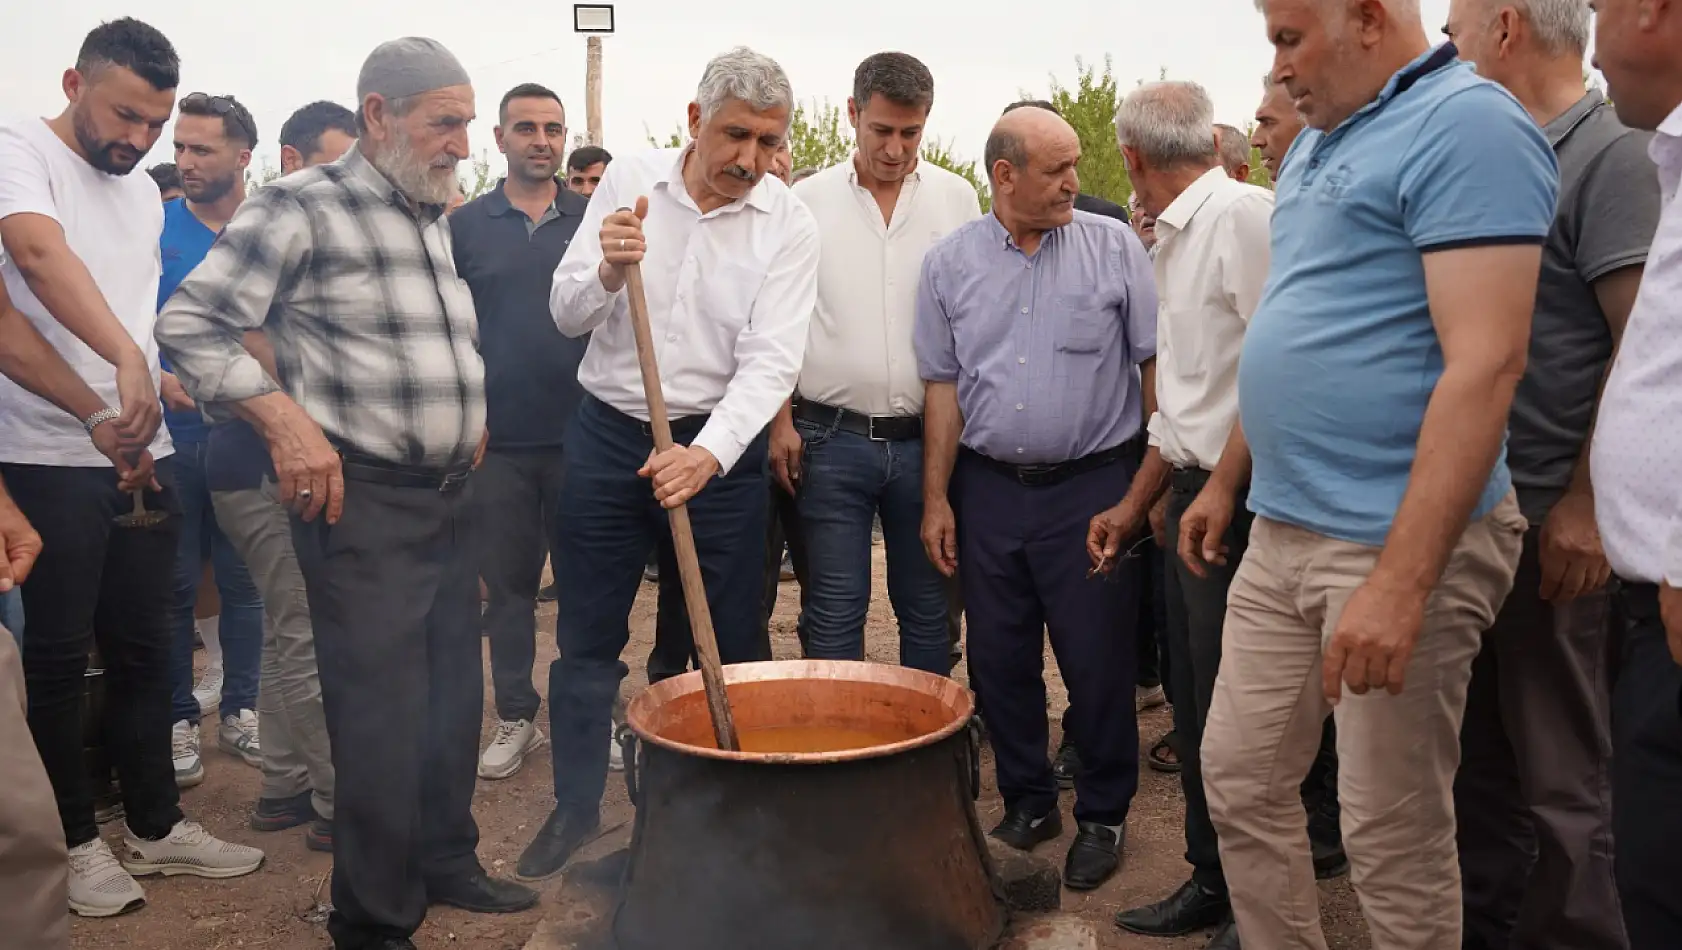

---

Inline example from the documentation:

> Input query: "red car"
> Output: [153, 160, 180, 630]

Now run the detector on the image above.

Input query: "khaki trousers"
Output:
[0, 623, 69, 949]
[1203, 494, 1525, 949]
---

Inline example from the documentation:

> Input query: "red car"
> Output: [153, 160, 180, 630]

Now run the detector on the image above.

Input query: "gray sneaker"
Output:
[172, 720, 204, 788]
[218, 710, 261, 768]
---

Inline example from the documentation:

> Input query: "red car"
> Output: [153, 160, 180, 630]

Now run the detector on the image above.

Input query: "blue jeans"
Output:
[169, 440, 263, 723]
[0, 587, 22, 645]
[794, 423, 951, 675]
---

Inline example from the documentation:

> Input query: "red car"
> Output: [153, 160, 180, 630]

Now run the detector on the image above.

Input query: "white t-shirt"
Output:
[0, 114, 171, 466]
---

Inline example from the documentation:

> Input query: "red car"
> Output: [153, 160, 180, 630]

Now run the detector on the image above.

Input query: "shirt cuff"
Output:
[1665, 517, 1682, 588]
[691, 422, 747, 478]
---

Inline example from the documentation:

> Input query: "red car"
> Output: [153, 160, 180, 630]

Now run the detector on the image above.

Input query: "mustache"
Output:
[723, 164, 756, 182]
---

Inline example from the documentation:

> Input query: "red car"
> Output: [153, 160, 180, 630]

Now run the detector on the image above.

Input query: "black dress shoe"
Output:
[1063, 821, 1122, 890]
[1115, 879, 1231, 936]
[1206, 918, 1242, 949]
[989, 806, 1062, 852]
[516, 807, 601, 882]
[1052, 737, 1081, 790]
[371, 940, 417, 950]
[427, 871, 539, 914]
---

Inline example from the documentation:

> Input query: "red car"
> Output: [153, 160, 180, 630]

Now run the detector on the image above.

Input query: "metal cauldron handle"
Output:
[619, 724, 641, 806]
[966, 715, 982, 802]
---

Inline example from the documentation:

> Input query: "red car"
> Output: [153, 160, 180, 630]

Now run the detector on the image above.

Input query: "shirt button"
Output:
[667, 333, 679, 342]
[1015, 447, 1024, 455]
[1015, 403, 1024, 411]
[1017, 357, 1026, 364]
[1020, 307, 1029, 314]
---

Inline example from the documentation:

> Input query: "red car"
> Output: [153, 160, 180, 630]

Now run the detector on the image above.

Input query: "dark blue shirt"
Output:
[451, 180, 589, 449]
[157, 198, 217, 443]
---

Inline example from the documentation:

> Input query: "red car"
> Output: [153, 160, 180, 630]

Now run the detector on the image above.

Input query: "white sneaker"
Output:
[1136, 684, 1167, 711]
[218, 709, 260, 768]
[478, 719, 546, 780]
[120, 820, 264, 879]
[192, 665, 224, 719]
[609, 726, 625, 773]
[67, 838, 146, 917]
[172, 720, 204, 788]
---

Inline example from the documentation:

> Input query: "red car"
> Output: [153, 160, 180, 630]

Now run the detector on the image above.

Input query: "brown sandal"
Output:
[1148, 731, 1182, 773]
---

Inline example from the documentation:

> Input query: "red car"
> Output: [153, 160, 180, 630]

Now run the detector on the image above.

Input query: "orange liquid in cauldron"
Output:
[697, 724, 912, 753]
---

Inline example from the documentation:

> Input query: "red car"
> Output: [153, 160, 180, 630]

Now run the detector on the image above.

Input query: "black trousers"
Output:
[474, 448, 565, 722]
[1610, 581, 1682, 948]
[2, 461, 184, 848]
[957, 451, 1139, 826]
[1456, 527, 1623, 950]
[759, 483, 809, 656]
[549, 397, 769, 812]
[291, 477, 483, 948]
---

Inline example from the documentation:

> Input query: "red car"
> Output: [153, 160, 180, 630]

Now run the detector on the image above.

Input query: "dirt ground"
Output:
[70, 542, 1373, 950]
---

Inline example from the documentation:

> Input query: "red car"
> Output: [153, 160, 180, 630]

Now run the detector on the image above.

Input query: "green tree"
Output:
[920, 137, 991, 212]
[1031, 57, 1133, 206]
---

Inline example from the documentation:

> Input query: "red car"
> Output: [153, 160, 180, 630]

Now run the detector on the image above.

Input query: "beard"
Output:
[371, 133, 459, 206]
[183, 173, 237, 205]
[72, 107, 142, 176]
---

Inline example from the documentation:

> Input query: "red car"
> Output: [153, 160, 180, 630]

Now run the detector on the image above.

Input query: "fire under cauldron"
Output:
[616, 660, 1005, 950]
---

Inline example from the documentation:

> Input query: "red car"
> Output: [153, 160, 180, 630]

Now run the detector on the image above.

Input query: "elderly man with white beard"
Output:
[156, 36, 534, 950]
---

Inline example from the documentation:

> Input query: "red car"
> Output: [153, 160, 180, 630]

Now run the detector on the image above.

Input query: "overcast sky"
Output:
[6, 0, 1468, 180]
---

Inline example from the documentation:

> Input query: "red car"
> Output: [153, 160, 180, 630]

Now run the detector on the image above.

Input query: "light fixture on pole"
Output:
[573, 4, 614, 146]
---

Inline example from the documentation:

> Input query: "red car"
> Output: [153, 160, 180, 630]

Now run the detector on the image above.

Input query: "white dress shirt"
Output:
[1145, 167, 1275, 470]
[792, 157, 981, 416]
[551, 146, 820, 475]
[1592, 102, 1682, 587]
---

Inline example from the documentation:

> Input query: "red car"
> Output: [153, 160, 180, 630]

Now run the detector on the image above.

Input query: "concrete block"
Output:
[995, 913, 1099, 950]
[986, 836, 1062, 912]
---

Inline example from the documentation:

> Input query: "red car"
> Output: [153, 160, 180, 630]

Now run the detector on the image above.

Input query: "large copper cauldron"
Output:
[616, 660, 1004, 950]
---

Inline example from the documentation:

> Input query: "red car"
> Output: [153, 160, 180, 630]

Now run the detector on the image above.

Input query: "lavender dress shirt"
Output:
[913, 210, 1158, 465]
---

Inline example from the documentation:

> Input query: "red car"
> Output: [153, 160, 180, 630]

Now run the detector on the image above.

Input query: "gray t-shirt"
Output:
[1508, 93, 1662, 523]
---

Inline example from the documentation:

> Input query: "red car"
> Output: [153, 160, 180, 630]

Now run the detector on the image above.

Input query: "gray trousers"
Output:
[1454, 525, 1624, 950]
[0, 624, 67, 949]
[213, 480, 335, 819]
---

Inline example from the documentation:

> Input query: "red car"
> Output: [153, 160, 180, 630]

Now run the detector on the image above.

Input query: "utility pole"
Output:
[574, 5, 615, 147]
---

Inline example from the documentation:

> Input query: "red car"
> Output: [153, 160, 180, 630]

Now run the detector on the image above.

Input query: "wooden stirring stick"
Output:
[622, 254, 741, 752]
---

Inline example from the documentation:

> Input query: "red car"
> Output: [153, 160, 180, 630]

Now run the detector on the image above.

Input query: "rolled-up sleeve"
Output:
[914, 246, 960, 383]
[155, 188, 307, 406]
[551, 161, 625, 337]
[691, 210, 820, 475]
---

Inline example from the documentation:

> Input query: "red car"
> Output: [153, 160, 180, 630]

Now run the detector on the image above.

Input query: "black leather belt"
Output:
[1170, 466, 1212, 493]
[794, 399, 922, 441]
[963, 437, 1138, 488]
[338, 453, 472, 493]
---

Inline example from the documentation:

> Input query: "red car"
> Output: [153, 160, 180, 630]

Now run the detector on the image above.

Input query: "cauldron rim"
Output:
[625, 659, 975, 765]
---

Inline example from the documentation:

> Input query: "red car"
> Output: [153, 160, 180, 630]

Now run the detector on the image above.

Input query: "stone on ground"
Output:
[986, 836, 1062, 911]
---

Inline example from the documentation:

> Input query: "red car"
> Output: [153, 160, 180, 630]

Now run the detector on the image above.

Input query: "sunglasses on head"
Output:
[180, 92, 256, 144]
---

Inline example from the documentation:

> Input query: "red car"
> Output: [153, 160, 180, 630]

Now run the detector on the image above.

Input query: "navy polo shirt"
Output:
[451, 179, 589, 449]
[1239, 43, 1558, 546]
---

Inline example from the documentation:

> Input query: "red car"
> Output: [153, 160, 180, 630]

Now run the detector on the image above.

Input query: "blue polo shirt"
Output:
[157, 198, 218, 443]
[1239, 44, 1558, 546]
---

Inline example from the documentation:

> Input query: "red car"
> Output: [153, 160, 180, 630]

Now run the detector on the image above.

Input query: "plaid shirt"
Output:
[154, 147, 485, 469]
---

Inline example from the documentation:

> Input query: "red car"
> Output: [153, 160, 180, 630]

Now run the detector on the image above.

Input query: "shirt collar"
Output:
[657, 143, 777, 215]
[1154, 166, 1230, 235]
[1328, 42, 1461, 136]
[342, 146, 446, 222]
[481, 178, 574, 218]
[846, 152, 922, 185]
[1542, 91, 1606, 149]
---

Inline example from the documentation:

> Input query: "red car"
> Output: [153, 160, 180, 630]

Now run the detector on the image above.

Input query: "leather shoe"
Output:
[1063, 821, 1122, 890]
[427, 871, 538, 914]
[1206, 918, 1242, 949]
[1115, 879, 1231, 936]
[516, 807, 601, 882]
[989, 805, 1062, 852]
[1052, 737, 1081, 790]
[367, 940, 417, 950]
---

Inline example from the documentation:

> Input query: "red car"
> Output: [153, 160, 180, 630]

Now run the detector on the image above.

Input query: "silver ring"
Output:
[619, 239, 625, 250]
[299, 489, 313, 500]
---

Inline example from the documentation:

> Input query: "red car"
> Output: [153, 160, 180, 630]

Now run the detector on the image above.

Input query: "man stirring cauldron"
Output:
[915, 105, 1161, 890]
[517, 47, 819, 882]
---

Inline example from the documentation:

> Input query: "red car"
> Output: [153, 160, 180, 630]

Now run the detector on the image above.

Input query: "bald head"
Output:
[986, 106, 1080, 233]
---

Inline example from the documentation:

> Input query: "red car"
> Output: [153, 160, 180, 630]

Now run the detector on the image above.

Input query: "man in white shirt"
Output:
[1585, 0, 1682, 941]
[765, 52, 979, 674]
[1105, 81, 1275, 950]
[523, 46, 819, 882]
[0, 18, 263, 920]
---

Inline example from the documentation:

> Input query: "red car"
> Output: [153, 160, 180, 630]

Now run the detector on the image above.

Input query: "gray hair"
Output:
[1214, 123, 1250, 176]
[1512, 0, 1591, 55]
[695, 47, 793, 122]
[1114, 81, 1219, 168]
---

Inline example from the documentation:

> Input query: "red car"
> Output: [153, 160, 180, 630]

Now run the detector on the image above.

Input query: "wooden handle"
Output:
[622, 260, 741, 752]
